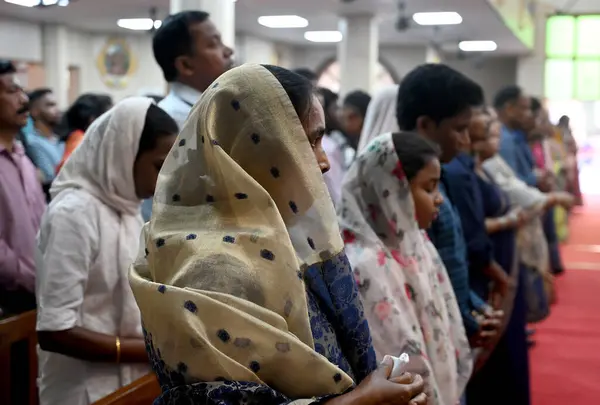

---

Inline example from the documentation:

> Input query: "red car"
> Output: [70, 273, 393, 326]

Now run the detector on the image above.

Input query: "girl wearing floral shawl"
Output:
[339, 132, 472, 405]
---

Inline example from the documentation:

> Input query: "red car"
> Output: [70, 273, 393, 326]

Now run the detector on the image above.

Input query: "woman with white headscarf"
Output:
[357, 85, 399, 153]
[35, 97, 178, 405]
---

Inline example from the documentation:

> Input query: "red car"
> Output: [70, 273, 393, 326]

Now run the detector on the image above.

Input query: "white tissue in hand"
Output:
[389, 353, 410, 379]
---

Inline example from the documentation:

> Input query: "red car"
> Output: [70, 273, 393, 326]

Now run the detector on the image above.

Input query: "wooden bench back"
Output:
[92, 373, 161, 405]
[0, 310, 39, 405]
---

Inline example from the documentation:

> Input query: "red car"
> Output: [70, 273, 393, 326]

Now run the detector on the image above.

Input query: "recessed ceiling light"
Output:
[117, 18, 160, 31]
[4, 0, 70, 5]
[459, 40, 498, 52]
[304, 31, 343, 43]
[413, 12, 462, 26]
[4, 0, 38, 6]
[258, 15, 308, 29]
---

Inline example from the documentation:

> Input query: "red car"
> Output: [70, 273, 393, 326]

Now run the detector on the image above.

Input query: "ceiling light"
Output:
[413, 12, 462, 26]
[258, 15, 308, 28]
[4, 0, 69, 5]
[459, 40, 498, 52]
[117, 18, 160, 31]
[4, 0, 38, 6]
[304, 30, 343, 43]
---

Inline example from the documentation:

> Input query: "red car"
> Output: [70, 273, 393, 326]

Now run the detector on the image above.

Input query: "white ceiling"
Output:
[1, 0, 592, 55]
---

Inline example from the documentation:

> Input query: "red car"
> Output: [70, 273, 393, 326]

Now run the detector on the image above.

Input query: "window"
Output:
[317, 60, 395, 94]
[545, 15, 600, 100]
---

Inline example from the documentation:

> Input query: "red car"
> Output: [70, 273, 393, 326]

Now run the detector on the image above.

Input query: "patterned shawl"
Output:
[338, 133, 472, 405]
[129, 64, 374, 402]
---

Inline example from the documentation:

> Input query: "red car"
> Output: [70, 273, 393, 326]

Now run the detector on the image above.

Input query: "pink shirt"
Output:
[0, 140, 46, 292]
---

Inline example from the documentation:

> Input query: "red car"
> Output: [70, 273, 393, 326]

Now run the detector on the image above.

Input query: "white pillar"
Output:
[516, 3, 551, 97]
[236, 35, 276, 65]
[170, 0, 235, 49]
[42, 24, 69, 109]
[337, 14, 378, 97]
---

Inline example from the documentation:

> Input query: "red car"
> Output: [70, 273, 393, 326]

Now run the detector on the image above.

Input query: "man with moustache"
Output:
[0, 60, 46, 314]
[142, 10, 234, 220]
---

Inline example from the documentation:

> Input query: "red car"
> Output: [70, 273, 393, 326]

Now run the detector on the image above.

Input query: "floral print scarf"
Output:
[338, 133, 472, 405]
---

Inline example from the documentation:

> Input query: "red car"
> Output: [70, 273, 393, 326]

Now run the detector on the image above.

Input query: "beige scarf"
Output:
[129, 64, 356, 400]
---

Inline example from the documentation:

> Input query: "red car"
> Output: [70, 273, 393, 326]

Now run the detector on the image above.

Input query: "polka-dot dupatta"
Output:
[129, 64, 353, 399]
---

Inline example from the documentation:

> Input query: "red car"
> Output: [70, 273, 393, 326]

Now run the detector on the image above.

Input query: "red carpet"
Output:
[531, 197, 600, 405]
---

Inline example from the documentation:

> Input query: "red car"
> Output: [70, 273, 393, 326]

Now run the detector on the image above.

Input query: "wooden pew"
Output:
[92, 373, 161, 405]
[0, 310, 39, 405]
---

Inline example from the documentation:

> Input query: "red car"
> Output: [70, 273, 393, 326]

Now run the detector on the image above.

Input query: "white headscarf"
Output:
[51, 97, 152, 214]
[50, 97, 153, 383]
[338, 133, 472, 405]
[357, 85, 400, 152]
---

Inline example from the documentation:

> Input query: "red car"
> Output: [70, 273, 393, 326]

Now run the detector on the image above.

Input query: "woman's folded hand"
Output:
[325, 356, 427, 405]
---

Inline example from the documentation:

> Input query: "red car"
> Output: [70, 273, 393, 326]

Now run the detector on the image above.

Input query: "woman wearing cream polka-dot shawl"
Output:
[129, 64, 377, 403]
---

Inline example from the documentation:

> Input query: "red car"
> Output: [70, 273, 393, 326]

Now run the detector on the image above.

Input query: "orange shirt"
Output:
[56, 130, 84, 174]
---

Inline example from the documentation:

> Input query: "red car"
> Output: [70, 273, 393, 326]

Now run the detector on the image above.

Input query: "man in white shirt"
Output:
[143, 10, 234, 220]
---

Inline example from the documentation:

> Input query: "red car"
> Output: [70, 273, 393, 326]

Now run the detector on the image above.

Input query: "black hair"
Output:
[316, 87, 338, 111]
[493, 85, 523, 110]
[0, 60, 16, 75]
[137, 103, 179, 156]
[153, 10, 210, 82]
[292, 68, 318, 82]
[530, 97, 542, 114]
[57, 93, 113, 140]
[262, 64, 314, 123]
[343, 90, 371, 118]
[96, 94, 113, 111]
[392, 132, 441, 181]
[316, 87, 340, 133]
[396, 64, 484, 131]
[28, 88, 53, 106]
[558, 115, 569, 126]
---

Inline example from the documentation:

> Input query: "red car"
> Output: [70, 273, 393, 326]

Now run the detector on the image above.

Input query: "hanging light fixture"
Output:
[4, 0, 71, 7]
